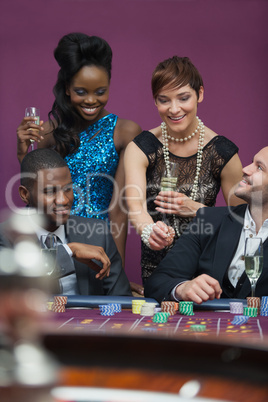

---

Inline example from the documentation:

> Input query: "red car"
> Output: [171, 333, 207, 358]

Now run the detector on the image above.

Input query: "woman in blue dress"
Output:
[17, 33, 141, 277]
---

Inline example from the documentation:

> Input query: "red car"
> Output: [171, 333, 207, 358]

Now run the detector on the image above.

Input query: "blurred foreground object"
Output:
[0, 209, 58, 401]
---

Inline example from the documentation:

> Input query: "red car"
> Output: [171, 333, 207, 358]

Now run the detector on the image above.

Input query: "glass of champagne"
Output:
[25, 107, 40, 151]
[40, 234, 58, 276]
[244, 237, 263, 297]
[160, 162, 178, 192]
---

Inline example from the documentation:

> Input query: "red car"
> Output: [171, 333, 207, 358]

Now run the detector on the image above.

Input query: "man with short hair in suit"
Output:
[0, 148, 131, 296]
[144, 147, 268, 303]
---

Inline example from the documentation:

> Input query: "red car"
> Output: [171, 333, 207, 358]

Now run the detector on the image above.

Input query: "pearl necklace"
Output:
[161, 116, 205, 237]
[166, 122, 200, 142]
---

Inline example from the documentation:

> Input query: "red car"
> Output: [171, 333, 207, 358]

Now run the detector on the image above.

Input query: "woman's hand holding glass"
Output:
[17, 108, 44, 160]
[155, 191, 205, 217]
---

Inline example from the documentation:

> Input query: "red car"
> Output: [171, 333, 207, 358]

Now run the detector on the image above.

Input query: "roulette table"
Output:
[2, 296, 268, 401]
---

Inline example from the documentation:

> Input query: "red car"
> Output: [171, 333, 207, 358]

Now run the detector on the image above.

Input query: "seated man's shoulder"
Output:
[67, 215, 107, 226]
[197, 204, 247, 220]
[66, 215, 109, 236]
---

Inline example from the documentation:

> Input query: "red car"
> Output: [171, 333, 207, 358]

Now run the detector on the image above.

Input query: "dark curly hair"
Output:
[151, 56, 203, 100]
[48, 33, 113, 157]
[21, 148, 68, 189]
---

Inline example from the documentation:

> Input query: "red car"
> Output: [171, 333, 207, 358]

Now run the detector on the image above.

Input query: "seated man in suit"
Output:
[0, 148, 131, 296]
[144, 146, 268, 303]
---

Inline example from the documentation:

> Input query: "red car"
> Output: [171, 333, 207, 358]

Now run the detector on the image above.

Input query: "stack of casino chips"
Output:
[132, 299, 146, 314]
[99, 304, 115, 316]
[243, 307, 258, 317]
[99, 303, 122, 316]
[161, 301, 179, 315]
[152, 312, 170, 323]
[231, 316, 250, 325]
[190, 324, 206, 332]
[109, 303, 121, 313]
[52, 296, 67, 313]
[139, 302, 158, 316]
[260, 296, 268, 316]
[229, 301, 244, 314]
[179, 301, 194, 316]
[247, 297, 260, 314]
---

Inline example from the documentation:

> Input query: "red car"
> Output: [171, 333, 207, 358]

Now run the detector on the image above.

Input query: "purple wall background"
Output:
[1, 0, 267, 284]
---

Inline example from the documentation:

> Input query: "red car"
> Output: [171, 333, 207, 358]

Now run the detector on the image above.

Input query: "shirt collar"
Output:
[244, 205, 268, 231]
[244, 206, 255, 231]
[35, 225, 66, 244]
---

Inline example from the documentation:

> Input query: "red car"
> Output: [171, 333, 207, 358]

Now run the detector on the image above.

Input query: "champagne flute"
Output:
[159, 162, 178, 230]
[160, 162, 178, 192]
[25, 107, 40, 151]
[244, 237, 263, 297]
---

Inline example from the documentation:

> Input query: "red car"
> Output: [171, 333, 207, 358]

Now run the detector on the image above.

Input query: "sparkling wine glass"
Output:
[244, 237, 263, 297]
[160, 162, 178, 192]
[25, 107, 40, 151]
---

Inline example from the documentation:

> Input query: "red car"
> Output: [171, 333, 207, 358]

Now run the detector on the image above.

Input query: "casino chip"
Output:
[231, 316, 249, 325]
[132, 299, 146, 314]
[229, 302, 244, 314]
[247, 297, 260, 314]
[108, 303, 121, 313]
[243, 307, 258, 317]
[260, 296, 268, 316]
[99, 304, 114, 316]
[140, 302, 157, 316]
[51, 295, 68, 313]
[190, 324, 206, 332]
[179, 301, 194, 316]
[52, 304, 65, 313]
[161, 301, 178, 315]
[152, 312, 170, 323]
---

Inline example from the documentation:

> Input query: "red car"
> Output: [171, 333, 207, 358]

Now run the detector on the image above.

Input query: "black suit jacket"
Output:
[144, 204, 268, 302]
[0, 214, 131, 297]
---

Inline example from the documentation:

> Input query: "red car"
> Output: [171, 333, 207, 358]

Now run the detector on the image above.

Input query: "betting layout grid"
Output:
[51, 299, 268, 341]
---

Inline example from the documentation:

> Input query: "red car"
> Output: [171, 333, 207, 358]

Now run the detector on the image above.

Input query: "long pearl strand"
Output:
[161, 116, 205, 237]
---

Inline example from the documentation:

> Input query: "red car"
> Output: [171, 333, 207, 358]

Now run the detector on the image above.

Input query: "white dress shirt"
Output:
[228, 207, 268, 287]
[172, 206, 268, 300]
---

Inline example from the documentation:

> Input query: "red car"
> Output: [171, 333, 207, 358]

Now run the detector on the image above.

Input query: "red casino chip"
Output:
[52, 304, 66, 313]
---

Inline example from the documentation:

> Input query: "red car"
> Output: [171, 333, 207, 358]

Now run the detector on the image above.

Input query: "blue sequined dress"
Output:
[65, 114, 119, 221]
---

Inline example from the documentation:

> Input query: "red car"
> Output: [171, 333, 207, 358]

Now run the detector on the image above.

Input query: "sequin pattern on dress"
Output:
[65, 114, 119, 221]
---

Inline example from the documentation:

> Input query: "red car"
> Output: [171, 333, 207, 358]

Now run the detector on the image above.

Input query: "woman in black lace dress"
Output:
[124, 56, 244, 284]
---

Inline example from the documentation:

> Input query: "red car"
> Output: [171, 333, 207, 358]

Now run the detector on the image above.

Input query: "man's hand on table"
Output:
[130, 281, 144, 297]
[175, 274, 222, 304]
[68, 243, 111, 279]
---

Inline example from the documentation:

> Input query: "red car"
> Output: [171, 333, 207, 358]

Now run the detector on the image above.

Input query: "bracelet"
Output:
[141, 223, 155, 248]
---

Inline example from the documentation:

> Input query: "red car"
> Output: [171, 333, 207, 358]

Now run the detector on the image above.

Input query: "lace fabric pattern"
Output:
[65, 114, 119, 221]
[133, 131, 239, 282]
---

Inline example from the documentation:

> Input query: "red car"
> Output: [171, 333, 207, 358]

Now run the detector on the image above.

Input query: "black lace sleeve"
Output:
[133, 131, 162, 163]
[206, 136, 239, 180]
[214, 136, 239, 167]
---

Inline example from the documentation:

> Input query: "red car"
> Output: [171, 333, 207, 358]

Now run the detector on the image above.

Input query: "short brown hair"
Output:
[151, 56, 203, 100]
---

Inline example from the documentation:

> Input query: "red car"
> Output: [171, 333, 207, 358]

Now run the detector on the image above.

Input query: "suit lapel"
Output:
[213, 206, 246, 285]
[64, 219, 89, 295]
